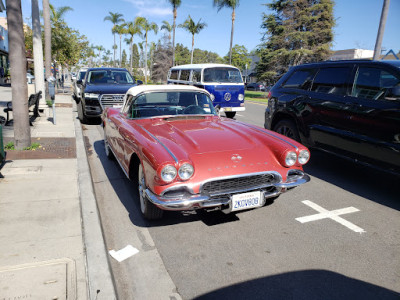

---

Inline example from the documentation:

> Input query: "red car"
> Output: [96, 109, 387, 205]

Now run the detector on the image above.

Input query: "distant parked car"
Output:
[77, 67, 139, 123]
[72, 68, 87, 103]
[246, 82, 265, 91]
[264, 59, 400, 175]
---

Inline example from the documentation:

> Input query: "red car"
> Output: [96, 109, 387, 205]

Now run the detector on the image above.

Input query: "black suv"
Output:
[76, 67, 140, 123]
[264, 60, 400, 174]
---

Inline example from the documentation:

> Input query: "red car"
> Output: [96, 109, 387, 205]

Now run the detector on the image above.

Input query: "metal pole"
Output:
[373, 0, 391, 60]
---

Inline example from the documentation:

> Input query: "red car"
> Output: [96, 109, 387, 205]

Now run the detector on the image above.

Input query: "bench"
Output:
[3, 91, 42, 126]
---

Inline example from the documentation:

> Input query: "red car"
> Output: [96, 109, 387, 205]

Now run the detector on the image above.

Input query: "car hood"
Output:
[137, 116, 297, 172]
[84, 83, 137, 94]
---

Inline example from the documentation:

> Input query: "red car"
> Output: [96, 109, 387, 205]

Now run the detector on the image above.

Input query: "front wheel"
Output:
[273, 119, 300, 142]
[225, 111, 236, 118]
[138, 164, 164, 220]
[77, 101, 88, 124]
[103, 127, 114, 159]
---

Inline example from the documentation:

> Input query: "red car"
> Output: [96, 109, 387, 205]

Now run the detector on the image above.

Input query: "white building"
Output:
[330, 49, 374, 61]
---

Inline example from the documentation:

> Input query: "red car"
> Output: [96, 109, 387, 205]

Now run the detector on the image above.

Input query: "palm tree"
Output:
[49, 4, 73, 23]
[161, 20, 172, 42]
[114, 24, 127, 67]
[137, 17, 158, 83]
[178, 16, 207, 64]
[104, 12, 124, 66]
[6, 0, 31, 149]
[96, 45, 105, 65]
[213, 0, 240, 64]
[167, 0, 181, 66]
[125, 18, 144, 72]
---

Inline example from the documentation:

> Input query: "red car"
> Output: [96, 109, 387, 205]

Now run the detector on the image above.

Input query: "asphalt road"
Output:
[82, 101, 400, 300]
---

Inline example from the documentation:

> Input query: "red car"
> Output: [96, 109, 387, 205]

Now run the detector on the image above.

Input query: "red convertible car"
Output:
[102, 85, 310, 220]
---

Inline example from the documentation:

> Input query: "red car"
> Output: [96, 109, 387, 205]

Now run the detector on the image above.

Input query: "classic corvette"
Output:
[102, 85, 311, 220]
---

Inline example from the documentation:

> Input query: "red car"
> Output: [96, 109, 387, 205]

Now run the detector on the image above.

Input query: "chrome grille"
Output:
[201, 173, 280, 196]
[99, 94, 124, 109]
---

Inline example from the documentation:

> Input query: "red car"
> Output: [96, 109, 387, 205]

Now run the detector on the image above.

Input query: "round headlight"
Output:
[298, 150, 310, 164]
[178, 163, 194, 180]
[161, 165, 177, 182]
[210, 93, 215, 101]
[285, 151, 297, 166]
[238, 94, 244, 101]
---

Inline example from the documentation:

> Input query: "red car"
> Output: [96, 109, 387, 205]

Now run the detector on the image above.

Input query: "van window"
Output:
[353, 67, 400, 100]
[180, 70, 191, 81]
[282, 69, 316, 90]
[311, 67, 351, 95]
[192, 69, 202, 83]
[170, 70, 179, 80]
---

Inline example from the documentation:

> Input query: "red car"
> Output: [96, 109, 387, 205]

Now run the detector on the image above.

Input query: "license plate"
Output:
[224, 107, 232, 111]
[231, 191, 262, 212]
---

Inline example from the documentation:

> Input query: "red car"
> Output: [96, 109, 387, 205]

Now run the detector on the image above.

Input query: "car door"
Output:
[306, 66, 356, 152]
[344, 64, 400, 170]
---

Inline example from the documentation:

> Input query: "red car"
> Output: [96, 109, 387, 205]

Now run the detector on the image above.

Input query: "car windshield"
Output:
[87, 70, 134, 84]
[127, 91, 216, 119]
[203, 67, 243, 83]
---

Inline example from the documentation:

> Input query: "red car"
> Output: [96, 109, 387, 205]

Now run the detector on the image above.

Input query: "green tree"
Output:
[213, 0, 240, 65]
[121, 49, 128, 68]
[114, 23, 127, 67]
[167, 0, 181, 66]
[104, 12, 124, 66]
[124, 18, 143, 72]
[224, 44, 251, 71]
[256, 0, 334, 83]
[49, 4, 73, 23]
[161, 20, 172, 42]
[178, 15, 207, 64]
[131, 44, 140, 68]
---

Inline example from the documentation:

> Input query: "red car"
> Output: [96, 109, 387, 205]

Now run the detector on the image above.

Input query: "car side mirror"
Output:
[391, 86, 400, 97]
[77, 79, 82, 85]
[136, 80, 143, 85]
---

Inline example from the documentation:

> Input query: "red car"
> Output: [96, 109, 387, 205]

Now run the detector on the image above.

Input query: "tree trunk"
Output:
[6, 0, 31, 149]
[229, 9, 236, 65]
[130, 40, 133, 72]
[42, 0, 52, 101]
[191, 35, 194, 64]
[113, 33, 116, 66]
[145, 34, 148, 84]
[31, 0, 45, 109]
[172, 8, 177, 67]
[119, 34, 122, 67]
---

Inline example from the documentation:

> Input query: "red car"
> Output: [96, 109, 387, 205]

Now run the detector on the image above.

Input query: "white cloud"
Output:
[123, 0, 172, 17]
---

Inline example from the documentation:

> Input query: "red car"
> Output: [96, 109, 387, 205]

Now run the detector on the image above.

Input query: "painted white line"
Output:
[109, 245, 139, 262]
[296, 200, 365, 233]
[236, 113, 244, 117]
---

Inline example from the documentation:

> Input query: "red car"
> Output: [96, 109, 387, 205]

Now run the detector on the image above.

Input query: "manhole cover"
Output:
[0, 258, 76, 299]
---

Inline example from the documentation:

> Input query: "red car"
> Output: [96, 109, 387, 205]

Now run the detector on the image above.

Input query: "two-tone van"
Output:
[167, 63, 245, 118]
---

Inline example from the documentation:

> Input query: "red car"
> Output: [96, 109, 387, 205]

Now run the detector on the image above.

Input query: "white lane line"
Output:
[109, 245, 139, 262]
[296, 200, 365, 233]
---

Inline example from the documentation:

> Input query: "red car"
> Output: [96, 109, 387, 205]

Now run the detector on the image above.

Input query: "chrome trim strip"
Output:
[138, 125, 179, 164]
[241, 122, 299, 150]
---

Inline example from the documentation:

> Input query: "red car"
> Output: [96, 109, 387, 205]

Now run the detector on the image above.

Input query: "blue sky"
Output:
[6, 0, 400, 58]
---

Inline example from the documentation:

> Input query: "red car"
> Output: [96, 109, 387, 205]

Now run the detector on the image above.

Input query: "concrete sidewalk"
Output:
[0, 85, 116, 299]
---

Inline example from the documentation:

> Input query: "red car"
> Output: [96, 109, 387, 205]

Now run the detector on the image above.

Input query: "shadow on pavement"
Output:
[303, 150, 399, 211]
[194, 270, 399, 300]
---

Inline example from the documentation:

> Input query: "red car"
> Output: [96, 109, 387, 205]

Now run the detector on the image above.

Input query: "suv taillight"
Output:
[267, 91, 272, 99]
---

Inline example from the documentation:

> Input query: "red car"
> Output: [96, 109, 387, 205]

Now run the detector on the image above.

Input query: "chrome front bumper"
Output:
[145, 172, 310, 211]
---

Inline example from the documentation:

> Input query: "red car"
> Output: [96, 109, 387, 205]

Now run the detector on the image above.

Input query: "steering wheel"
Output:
[183, 105, 205, 114]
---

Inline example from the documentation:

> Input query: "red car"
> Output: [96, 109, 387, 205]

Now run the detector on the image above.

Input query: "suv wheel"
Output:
[225, 112, 236, 118]
[77, 101, 88, 124]
[273, 119, 300, 142]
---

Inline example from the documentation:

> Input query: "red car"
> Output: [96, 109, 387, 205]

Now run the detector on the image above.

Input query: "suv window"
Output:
[311, 67, 351, 95]
[282, 69, 316, 90]
[169, 70, 179, 80]
[180, 70, 191, 81]
[353, 67, 400, 101]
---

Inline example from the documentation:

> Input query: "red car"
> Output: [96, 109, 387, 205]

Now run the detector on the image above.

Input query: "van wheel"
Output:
[138, 164, 164, 220]
[225, 112, 236, 118]
[273, 119, 300, 142]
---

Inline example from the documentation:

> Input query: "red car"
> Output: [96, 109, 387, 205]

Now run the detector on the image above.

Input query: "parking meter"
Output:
[47, 76, 56, 124]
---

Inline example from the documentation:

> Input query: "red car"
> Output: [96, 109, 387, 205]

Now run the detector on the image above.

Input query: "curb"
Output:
[73, 101, 117, 299]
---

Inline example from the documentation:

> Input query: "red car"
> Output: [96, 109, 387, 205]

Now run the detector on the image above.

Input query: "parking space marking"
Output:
[296, 200, 365, 233]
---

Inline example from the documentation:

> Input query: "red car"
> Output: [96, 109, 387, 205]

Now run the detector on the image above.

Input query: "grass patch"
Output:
[245, 91, 269, 104]
[5, 141, 41, 151]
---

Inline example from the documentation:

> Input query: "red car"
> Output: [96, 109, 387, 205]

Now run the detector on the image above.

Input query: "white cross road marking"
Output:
[296, 200, 366, 233]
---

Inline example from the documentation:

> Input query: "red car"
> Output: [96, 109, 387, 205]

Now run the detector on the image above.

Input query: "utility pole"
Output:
[43, 0, 52, 101]
[373, 0, 390, 60]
